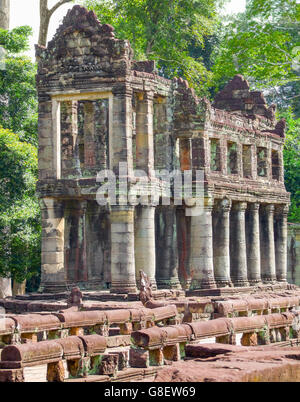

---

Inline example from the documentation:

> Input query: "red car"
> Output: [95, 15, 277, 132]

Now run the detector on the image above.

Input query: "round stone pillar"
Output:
[213, 198, 232, 288]
[190, 204, 216, 290]
[246, 203, 262, 285]
[260, 204, 276, 283]
[110, 205, 137, 294]
[274, 204, 289, 282]
[155, 206, 181, 289]
[230, 202, 249, 287]
[135, 205, 157, 290]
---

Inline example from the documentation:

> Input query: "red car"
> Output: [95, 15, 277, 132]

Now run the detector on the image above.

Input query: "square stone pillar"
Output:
[189, 201, 216, 290]
[40, 198, 66, 292]
[274, 204, 289, 282]
[135, 91, 154, 175]
[110, 206, 137, 294]
[111, 85, 133, 174]
[213, 198, 232, 288]
[230, 202, 249, 287]
[135, 205, 157, 290]
[260, 204, 276, 283]
[38, 95, 56, 180]
[246, 203, 262, 285]
[155, 206, 181, 289]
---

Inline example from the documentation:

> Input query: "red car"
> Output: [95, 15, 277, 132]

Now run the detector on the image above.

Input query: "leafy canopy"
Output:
[0, 26, 32, 53]
[0, 126, 40, 283]
[83, 0, 221, 95]
[211, 0, 300, 92]
[0, 26, 38, 146]
[281, 109, 300, 223]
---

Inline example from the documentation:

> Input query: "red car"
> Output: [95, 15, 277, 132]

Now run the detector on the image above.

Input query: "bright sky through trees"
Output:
[9, 0, 246, 59]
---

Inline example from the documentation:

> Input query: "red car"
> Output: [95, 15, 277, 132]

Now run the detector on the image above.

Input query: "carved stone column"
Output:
[246, 203, 262, 285]
[274, 204, 289, 282]
[230, 202, 249, 287]
[213, 199, 232, 288]
[135, 205, 157, 290]
[156, 206, 181, 289]
[260, 204, 276, 283]
[189, 203, 216, 290]
[110, 205, 137, 294]
[40, 198, 66, 292]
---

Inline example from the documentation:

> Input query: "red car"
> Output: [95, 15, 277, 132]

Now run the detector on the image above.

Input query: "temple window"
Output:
[272, 150, 280, 180]
[227, 142, 238, 175]
[257, 147, 267, 177]
[60, 98, 109, 179]
[242, 145, 252, 178]
[210, 139, 221, 172]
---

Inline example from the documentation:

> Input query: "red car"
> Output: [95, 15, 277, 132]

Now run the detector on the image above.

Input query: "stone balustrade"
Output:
[130, 312, 300, 367]
[213, 294, 300, 317]
[0, 335, 107, 382]
[1, 311, 300, 381]
[0, 306, 179, 347]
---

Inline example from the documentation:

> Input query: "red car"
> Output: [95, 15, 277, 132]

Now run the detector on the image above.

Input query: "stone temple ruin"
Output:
[36, 6, 289, 295]
[1, 6, 300, 383]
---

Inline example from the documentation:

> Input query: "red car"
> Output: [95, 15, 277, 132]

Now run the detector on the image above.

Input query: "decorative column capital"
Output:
[111, 205, 135, 213]
[232, 202, 247, 212]
[136, 90, 154, 102]
[248, 202, 260, 212]
[214, 198, 232, 212]
[263, 204, 275, 214]
[144, 91, 155, 102]
[274, 204, 289, 217]
[40, 197, 64, 214]
[112, 83, 133, 97]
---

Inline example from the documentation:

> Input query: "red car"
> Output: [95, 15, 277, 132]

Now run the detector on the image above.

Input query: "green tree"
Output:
[82, 0, 222, 95]
[211, 0, 300, 93]
[0, 126, 41, 288]
[0, 26, 38, 146]
[281, 108, 300, 223]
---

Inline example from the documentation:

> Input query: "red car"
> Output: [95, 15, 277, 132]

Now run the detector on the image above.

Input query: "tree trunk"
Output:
[12, 280, 26, 296]
[0, 0, 10, 30]
[38, 0, 73, 47]
[0, 277, 12, 298]
[39, 0, 51, 47]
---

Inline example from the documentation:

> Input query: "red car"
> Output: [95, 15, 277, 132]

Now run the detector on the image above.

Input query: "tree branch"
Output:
[48, 0, 73, 17]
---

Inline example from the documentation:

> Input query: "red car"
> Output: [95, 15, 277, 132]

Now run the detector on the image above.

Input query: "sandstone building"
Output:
[36, 5, 290, 294]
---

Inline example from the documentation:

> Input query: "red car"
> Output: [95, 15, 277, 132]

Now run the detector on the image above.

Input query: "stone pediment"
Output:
[36, 5, 133, 82]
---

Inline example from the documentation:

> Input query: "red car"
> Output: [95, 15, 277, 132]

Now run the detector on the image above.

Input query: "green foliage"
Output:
[0, 126, 40, 284]
[281, 109, 300, 223]
[0, 56, 38, 145]
[211, 0, 300, 93]
[0, 26, 32, 53]
[83, 0, 221, 95]
[0, 26, 38, 146]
